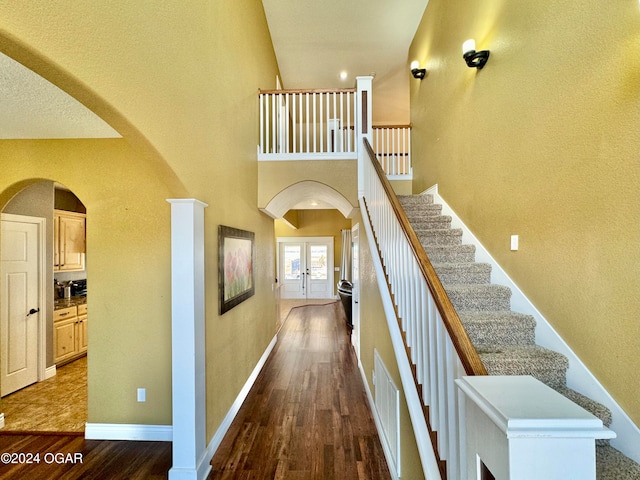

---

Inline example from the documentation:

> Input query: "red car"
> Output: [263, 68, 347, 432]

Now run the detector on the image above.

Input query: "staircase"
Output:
[398, 193, 640, 480]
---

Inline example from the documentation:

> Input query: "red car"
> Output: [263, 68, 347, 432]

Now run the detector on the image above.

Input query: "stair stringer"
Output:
[359, 196, 443, 480]
[422, 184, 640, 463]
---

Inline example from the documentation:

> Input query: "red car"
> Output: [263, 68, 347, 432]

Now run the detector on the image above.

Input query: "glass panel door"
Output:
[306, 244, 331, 298]
[278, 238, 334, 300]
[279, 243, 305, 299]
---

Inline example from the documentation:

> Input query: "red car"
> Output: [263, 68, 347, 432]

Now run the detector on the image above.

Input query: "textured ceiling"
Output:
[0, 52, 120, 139]
[0, 1, 428, 138]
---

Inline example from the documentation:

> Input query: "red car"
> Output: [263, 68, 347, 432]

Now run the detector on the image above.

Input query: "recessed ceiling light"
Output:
[339, 71, 348, 80]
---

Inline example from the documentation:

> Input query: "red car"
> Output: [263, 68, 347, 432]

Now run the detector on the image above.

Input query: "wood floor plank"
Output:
[0, 434, 171, 479]
[209, 302, 391, 480]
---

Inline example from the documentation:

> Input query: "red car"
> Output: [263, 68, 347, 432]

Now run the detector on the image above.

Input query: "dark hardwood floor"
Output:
[0, 301, 389, 479]
[209, 301, 391, 480]
[0, 434, 172, 479]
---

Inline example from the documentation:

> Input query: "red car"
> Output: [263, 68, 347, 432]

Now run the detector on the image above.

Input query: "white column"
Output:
[167, 199, 208, 480]
[356, 75, 373, 198]
[456, 375, 616, 480]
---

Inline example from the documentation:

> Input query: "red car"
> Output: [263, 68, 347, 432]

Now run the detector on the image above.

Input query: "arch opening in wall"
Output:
[261, 180, 357, 220]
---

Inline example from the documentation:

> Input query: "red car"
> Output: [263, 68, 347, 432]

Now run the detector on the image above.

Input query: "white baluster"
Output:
[312, 92, 317, 153]
[319, 92, 324, 153]
[259, 94, 264, 154]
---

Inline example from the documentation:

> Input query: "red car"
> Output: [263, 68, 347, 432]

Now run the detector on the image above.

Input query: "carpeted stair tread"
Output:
[416, 228, 463, 246]
[423, 244, 476, 263]
[398, 194, 434, 205]
[553, 386, 613, 427]
[478, 345, 569, 388]
[597, 445, 640, 479]
[403, 204, 444, 217]
[408, 215, 452, 230]
[434, 262, 492, 285]
[459, 311, 536, 347]
[445, 284, 512, 312]
[399, 194, 639, 476]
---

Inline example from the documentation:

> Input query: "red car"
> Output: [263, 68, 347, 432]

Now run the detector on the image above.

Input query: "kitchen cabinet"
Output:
[54, 210, 86, 272]
[77, 303, 88, 353]
[53, 303, 88, 365]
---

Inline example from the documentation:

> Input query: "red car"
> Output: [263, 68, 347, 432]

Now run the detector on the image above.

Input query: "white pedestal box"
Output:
[456, 376, 615, 480]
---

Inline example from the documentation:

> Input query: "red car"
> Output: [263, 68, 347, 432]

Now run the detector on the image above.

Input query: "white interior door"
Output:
[278, 237, 334, 300]
[1, 215, 41, 396]
[351, 224, 360, 357]
[279, 242, 304, 299]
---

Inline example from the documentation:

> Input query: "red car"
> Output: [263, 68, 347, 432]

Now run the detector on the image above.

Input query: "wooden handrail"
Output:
[259, 87, 356, 95]
[373, 124, 412, 129]
[363, 138, 487, 376]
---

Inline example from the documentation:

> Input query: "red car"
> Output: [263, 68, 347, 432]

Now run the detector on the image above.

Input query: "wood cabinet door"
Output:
[78, 315, 88, 352]
[54, 211, 85, 272]
[54, 317, 77, 363]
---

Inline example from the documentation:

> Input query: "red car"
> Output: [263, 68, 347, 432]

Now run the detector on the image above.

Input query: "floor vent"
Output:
[374, 349, 400, 476]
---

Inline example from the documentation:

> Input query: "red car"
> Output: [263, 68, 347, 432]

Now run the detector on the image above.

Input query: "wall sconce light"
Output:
[462, 39, 490, 70]
[410, 61, 427, 79]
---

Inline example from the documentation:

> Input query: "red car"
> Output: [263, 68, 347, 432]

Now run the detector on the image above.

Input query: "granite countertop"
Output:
[54, 296, 87, 310]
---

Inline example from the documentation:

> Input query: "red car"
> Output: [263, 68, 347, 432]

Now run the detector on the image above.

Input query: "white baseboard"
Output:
[422, 184, 640, 463]
[45, 365, 56, 380]
[200, 334, 278, 476]
[84, 335, 277, 469]
[85, 423, 172, 441]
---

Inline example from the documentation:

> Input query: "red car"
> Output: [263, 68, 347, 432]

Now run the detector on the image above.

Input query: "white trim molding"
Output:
[45, 365, 56, 380]
[85, 423, 172, 441]
[203, 335, 278, 468]
[422, 184, 640, 463]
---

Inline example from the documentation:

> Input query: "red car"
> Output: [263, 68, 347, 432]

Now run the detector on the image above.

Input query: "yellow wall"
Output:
[258, 160, 358, 209]
[0, 139, 176, 424]
[409, 1, 640, 423]
[0, 0, 281, 437]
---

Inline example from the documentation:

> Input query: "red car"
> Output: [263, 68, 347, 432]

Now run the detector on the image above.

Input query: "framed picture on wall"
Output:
[218, 225, 255, 314]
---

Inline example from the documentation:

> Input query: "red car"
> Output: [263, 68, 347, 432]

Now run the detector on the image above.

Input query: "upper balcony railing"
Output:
[372, 125, 412, 179]
[258, 88, 357, 160]
[258, 87, 411, 179]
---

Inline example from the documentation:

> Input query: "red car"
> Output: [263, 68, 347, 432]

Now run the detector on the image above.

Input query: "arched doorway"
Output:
[0, 180, 88, 432]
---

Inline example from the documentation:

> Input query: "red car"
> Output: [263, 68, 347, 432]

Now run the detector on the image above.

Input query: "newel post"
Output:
[456, 375, 615, 480]
[167, 198, 209, 480]
[356, 76, 373, 198]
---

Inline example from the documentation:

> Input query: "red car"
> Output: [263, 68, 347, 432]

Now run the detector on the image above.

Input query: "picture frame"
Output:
[218, 225, 255, 314]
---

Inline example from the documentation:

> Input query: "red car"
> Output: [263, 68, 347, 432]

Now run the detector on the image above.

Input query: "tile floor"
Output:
[1, 356, 87, 433]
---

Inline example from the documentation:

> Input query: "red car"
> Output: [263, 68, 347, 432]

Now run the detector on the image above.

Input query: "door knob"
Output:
[27, 308, 40, 317]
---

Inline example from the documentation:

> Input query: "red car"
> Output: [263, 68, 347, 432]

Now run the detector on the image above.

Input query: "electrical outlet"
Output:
[137, 388, 146, 402]
[510, 235, 519, 251]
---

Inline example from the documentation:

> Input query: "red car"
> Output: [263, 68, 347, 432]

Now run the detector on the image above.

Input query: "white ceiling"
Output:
[262, 0, 429, 123]
[0, 52, 120, 139]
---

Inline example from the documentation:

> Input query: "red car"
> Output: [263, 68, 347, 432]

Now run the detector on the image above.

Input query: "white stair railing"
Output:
[258, 88, 357, 160]
[361, 138, 486, 480]
[372, 125, 412, 179]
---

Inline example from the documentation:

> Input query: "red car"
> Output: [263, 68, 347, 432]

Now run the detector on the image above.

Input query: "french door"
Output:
[278, 237, 334, 299]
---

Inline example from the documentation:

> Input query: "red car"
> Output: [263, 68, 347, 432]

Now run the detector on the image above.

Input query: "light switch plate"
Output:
[510, 235, 519, 251]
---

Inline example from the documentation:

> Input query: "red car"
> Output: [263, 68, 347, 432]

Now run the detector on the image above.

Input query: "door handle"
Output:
[27, 308, 40, 317]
